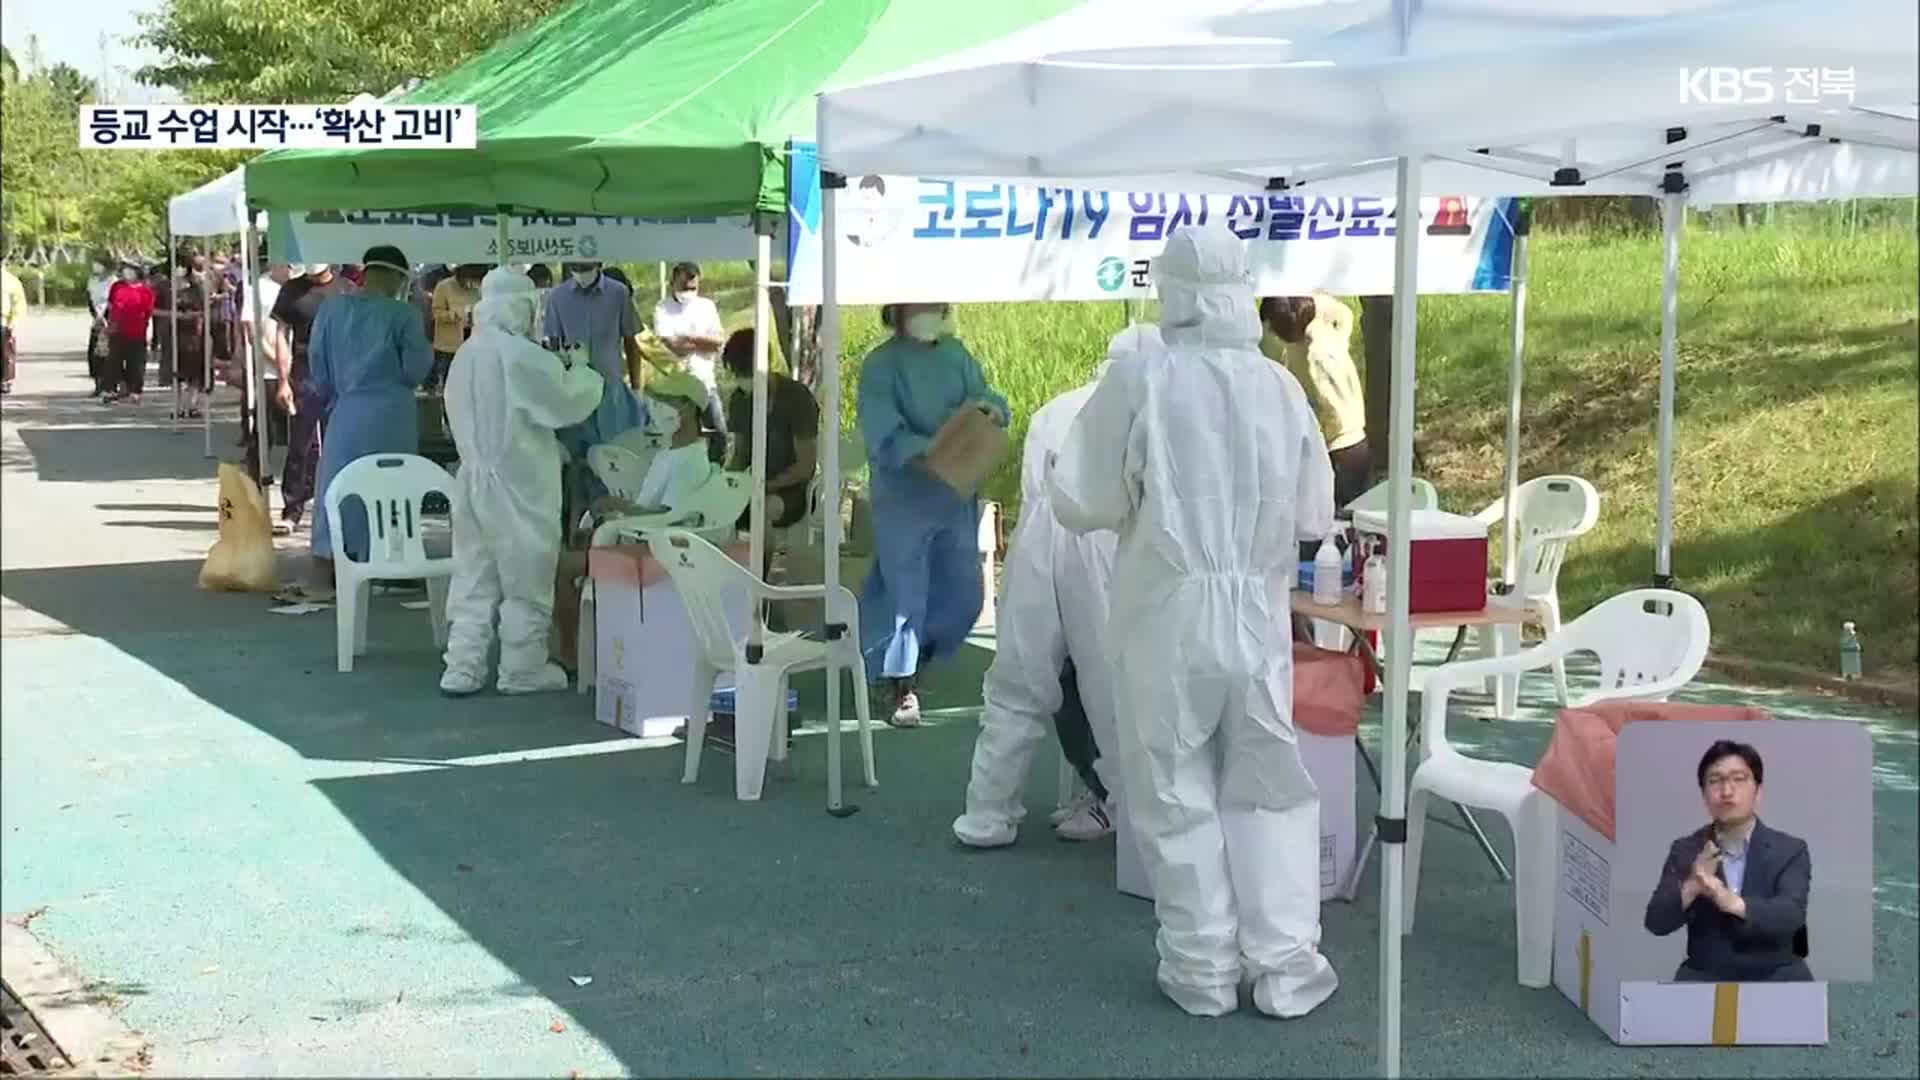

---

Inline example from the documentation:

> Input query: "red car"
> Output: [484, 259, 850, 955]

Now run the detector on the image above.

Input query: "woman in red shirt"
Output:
[104, 261, 157, 405]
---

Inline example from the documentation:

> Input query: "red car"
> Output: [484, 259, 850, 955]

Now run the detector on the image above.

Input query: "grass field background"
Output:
[622, 207, 1918, 680]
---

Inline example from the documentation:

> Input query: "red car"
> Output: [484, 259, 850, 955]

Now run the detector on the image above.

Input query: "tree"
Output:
[2, 46, 18, 86]
[43, 63, 96, 108]
[136, 0, 569, 103]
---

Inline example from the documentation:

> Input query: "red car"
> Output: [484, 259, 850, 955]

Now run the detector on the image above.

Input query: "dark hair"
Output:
[671, 261, 700, 284]
[602, 267, 632, 291]
[1696, 740, 1764, 788]
[1261, 295, 1315, 341]
[721, 328, 755, 376]
[526, 264, 553, 287]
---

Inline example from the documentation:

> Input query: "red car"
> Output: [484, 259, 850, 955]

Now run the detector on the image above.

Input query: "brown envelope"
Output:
[924, 405, 1010, 497]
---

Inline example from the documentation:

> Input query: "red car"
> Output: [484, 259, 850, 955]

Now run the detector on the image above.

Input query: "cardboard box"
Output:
[1351, 508, 1489, 613]
[1117, 729, 1356, 904]
[590, 543, 751, 739]
[1546, 718, 1871, 1045]
[925, 405, 1010, 497]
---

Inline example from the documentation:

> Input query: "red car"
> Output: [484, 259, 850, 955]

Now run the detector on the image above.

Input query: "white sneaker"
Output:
[440, 668, 485, 697]
[1050, 789, 1097, 826]
[499, 662, 570, 695]
[1055, 799, 1115, 842]
[952, 813, 1018, 848]
[889, 691, 921, 728]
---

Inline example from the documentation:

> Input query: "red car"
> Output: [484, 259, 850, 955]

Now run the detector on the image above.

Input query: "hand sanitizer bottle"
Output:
[1312, 537, 1343, 606]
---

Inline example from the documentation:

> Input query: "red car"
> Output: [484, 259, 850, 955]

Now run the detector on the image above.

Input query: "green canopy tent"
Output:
[245, 0, 1082, 810]
[244, 0, 1078, 217]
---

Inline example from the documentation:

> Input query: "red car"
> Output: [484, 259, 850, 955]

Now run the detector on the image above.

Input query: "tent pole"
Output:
[1378, 155, 1423, 1080]
[1654, 191, 1682, 588]
[496, 209, 511, 267]
[1501, 205, 1531, 582]
[658, 262, 667, 303]
[748, 218, 773, 657]
[242, 214, 270, 488]
[202, 260, 214, 457]
[820, 175, 851, 816]
[169, 234, 180, 427]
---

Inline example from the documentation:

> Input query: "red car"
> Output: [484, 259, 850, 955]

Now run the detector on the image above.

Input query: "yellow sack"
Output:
[199, 462, 278, 592]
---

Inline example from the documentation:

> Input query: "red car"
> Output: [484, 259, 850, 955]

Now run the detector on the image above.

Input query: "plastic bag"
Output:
[199, 462, 278, 592]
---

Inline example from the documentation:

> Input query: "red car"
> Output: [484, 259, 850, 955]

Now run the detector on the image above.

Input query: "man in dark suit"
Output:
[1644, 739, 1812, 982]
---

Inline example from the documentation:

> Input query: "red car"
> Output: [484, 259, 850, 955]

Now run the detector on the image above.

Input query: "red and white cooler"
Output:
[1350, 508, 1489, 614]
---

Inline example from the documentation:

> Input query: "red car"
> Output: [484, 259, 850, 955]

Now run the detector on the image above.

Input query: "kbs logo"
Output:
[1678, 66, 1856, 106]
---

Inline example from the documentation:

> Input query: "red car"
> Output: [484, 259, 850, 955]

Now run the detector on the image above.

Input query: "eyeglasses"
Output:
[1703, 771, 1754, 790]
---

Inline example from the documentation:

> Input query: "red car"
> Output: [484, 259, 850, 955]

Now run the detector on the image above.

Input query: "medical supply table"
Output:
[1290, 589, 1531, 898]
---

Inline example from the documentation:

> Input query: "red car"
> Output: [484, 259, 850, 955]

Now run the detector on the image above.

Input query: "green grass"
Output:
[632, 215, 1919, 680]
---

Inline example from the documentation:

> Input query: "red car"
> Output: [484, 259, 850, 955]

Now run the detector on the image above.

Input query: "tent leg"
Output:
[747, 220, 774, 663]
[496, 209, 511, 267]
[1378, 155, 1425, 1080]
[820, 177, 854, 814]
[1654, 192, 1683, 588]
[1500, 209, 1531, 583]
[169, 234, 179, 429]
[203, 275, 214, 457]
[242, 217, 270, 490]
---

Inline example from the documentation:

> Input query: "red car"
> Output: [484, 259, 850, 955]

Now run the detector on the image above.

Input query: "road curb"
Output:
[1, 919, 149, 1077]
[1703, 654, 1920, 712]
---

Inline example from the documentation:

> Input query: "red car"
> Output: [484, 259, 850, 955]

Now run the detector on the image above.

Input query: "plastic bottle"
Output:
[1839, 622, 1862, 681]
[1363, 553, 1387, 615]
[1313, 537, 1343, 606]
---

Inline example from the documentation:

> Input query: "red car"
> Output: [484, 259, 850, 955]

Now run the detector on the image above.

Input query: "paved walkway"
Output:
[3, 311, 1916, 1076]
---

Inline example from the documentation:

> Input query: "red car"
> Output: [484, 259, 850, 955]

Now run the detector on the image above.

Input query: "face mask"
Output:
[676, 287, 697, 303]
[92, 264, 106, 276]
[572, 270, 599, 288]
[904, 311, 945, 343]
[120, 268, 139, 282]
[648, 399, 684, 433]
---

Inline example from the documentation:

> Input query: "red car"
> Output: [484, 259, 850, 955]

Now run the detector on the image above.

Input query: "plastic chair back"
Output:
[1570, 589, 1711, 702]
[324, 454, 456, 568]
[676, 470, 751, 531]
[1506, 475, 1600, 597]
[588, 443, 653, 502]
[646, 529, 761, 672]
[1344, 477, 1439, 515]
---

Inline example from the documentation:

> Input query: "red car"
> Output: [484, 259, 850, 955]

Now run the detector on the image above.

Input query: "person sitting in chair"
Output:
[1644, 739, 1812, 982]
[593, 370, 716, 520]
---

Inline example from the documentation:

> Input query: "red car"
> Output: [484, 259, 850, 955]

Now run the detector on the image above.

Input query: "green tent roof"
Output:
[245, 0, 1078, 217]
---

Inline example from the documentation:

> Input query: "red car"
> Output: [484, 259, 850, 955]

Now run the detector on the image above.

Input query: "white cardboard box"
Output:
[1117, 729, 1356, 904]
[591, 545, 750, 739]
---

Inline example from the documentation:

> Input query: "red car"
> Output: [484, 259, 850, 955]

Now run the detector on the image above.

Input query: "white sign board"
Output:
[269, 209, 757, 267]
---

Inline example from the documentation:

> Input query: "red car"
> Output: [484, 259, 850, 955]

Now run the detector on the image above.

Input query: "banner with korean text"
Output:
[786, 142, 1517, 305]
[269, 209, 758, 267]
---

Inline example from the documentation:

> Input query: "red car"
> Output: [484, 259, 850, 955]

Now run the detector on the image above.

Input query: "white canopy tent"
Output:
[812, 1, 1917, 1074]
[166, 167, 269, 467]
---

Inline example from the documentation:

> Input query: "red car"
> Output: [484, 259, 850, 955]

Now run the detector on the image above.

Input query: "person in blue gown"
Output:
[856, 303, 1010, 727]
[296, 245, 435, 598]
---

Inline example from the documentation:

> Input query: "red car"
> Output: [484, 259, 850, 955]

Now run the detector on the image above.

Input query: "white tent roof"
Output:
[816, 0, 1919, 202]
[167, 167, 262, 237]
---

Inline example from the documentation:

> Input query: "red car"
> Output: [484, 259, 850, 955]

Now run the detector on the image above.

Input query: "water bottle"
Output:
[1839, 622, 1862, 681]
[1363, 553, 1387, 615]
[1312, 537, 1343, 606]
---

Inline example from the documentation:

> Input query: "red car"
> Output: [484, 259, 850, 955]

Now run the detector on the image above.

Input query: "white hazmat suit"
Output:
[441, 268, 606, 696]
[952, 326, 1160, 849]
[1050, 223, 1339, 1019]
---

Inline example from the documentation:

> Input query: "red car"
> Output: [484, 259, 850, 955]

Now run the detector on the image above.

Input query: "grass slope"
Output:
[625, 218, 1918, 679]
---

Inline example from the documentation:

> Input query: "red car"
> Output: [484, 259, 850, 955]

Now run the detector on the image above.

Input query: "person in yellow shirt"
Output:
[1, 264, 27, 395]
[1259, 293, 1370, 508]
[429, 264, 487, 388]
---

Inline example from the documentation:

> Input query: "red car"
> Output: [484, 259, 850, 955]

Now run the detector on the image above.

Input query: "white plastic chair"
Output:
[1343, 476, 1440, 515]
[647, 529, 877, 807]
[587, 443, 655, 502]
[323, 453, 458, 673]
[1467, 475, 1601, 713]
[1403, 588, 1711, 988]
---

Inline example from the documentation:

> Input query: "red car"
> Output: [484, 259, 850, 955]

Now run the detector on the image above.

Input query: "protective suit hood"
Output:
[472, 266, 538, 337]
[1095, 322, 1161, 383]
[1152, 225, 1259, 350]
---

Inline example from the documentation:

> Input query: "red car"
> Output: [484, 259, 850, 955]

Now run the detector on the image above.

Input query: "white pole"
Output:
[168, 235, 179, 425]
[657, 261, 667, 304]
[1654, 191, 1683, 586]
[1378, 155, 1423, 1080]
[820, 180, 847, 813]
[202, 263, 214, 457]
[1501, 208, 1531, 583]
[242, 216, 270, 485]
[748, 223, 773, 655]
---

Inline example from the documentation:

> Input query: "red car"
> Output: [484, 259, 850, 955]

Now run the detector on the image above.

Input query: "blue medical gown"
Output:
[558, 370, 646, 510]
[856, 335, 1010, 679]
[308, 293, 435, 561]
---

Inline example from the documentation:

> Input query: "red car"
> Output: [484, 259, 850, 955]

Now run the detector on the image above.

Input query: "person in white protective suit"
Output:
[440, 267, 607, 697]
[952, 325, 1161, 849]
[1050, 222, 1340, 1019]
